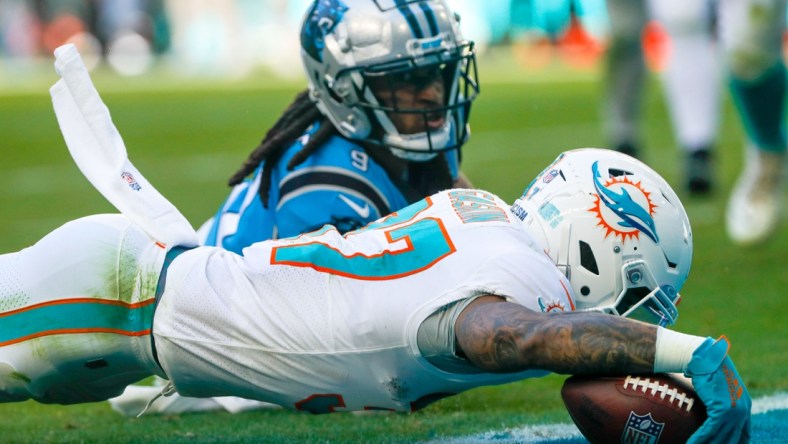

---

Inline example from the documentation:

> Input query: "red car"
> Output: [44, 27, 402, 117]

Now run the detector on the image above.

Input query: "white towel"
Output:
[49, 44, 198, 248]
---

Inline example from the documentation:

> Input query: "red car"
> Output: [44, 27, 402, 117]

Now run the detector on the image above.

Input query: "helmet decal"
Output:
[590, 161, 659, 243]
[301, 0, 349, 63]
[416, 2, 440, 36]
[390, 0, 440, 38]
[521, 153, 567, 201]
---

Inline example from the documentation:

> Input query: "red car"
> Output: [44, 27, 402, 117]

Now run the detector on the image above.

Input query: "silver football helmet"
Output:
[511, 149, 693, 326]
[299, 0, 479, 160]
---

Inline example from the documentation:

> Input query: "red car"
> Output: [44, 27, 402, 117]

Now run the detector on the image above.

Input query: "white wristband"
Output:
[654, 327, 707, 373]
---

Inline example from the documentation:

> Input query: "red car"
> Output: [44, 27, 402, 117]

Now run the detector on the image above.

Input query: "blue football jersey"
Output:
[202, 123, 460, 253]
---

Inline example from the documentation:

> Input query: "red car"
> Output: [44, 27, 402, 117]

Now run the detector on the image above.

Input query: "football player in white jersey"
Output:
[0, 144, 750, 442]
[111, 0, 481, 416]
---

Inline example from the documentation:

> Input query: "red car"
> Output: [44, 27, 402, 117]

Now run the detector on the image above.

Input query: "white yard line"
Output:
[434, 423, 584, 444]
[752, 391, 788, 414]
[431, 392, 788, 444]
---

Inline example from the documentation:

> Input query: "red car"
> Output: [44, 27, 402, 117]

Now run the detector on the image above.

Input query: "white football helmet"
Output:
[511, 149, 693, 326]
[299, 0, 479, 159]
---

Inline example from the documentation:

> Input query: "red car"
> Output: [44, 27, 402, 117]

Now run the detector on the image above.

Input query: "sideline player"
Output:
[110, 0, 481, 415]
[604, 0, 787, 242]
[721, 0, 787, 245]
[603, 0, 721, 195]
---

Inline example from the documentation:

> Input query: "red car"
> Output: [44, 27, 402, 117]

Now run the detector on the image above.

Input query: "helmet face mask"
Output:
[300, 0, 479, 158]
[512, 149, 693, 326]
[602, 260, 681, 326]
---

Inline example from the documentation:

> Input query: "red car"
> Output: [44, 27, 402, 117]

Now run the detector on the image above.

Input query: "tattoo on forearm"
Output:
[456, 301, 656, 375]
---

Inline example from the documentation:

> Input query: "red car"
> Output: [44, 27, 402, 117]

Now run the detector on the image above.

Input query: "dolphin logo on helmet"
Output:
[513, 149, 692, 327]
[591, 161, 659, 243]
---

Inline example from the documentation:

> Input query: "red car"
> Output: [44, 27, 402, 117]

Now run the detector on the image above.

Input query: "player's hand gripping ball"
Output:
[561, 373, 707, 444]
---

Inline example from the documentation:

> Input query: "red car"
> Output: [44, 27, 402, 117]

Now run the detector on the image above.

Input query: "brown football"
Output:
[561, 373, 707, 444]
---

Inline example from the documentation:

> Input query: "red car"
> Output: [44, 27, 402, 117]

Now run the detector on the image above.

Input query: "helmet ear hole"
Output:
[578, 241, 599, 275]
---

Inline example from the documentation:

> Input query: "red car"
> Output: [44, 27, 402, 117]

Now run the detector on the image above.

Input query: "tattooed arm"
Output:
[455, 296, 753, 443]
[454, 296, 656, 375]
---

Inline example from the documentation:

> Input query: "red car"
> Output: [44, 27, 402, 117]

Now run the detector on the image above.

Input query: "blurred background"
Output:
[0, 0, 690, 239]
[4, 0, 788, 226]
[0, 0, 652, 82]
[1, 2, 787, 442]
[2, 0, 787, 238]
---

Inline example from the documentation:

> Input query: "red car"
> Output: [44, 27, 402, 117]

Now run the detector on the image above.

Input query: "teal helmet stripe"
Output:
[394, 0, 425, 38]
[417, 2, 440, 36]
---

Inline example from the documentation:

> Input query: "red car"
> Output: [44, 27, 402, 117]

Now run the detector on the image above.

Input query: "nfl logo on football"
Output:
[621, 411, 664, 444]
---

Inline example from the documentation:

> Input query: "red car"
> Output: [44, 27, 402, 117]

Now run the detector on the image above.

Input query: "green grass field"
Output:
[0, 51, 786, 443]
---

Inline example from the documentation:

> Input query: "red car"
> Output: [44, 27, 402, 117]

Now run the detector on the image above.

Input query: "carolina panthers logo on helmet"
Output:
[589, 161, 659, 243]
[301, 0, 349, 63]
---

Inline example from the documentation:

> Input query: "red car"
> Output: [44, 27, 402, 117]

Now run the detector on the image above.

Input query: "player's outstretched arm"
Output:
[454, 296, 656, 375]
[455, 296, 751, 444]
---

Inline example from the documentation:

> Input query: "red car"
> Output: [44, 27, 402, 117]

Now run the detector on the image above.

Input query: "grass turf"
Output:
[0, 53, 786, 443]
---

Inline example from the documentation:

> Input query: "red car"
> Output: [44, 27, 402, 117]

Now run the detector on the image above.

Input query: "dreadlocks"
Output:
[228, 89, 336, 207]
[229, 89, 456, 208]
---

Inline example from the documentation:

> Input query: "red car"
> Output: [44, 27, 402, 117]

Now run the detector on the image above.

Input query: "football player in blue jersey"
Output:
[199, 0, 479, 253]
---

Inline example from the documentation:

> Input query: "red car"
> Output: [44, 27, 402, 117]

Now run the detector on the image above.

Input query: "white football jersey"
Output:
[153, 189, 575, 413]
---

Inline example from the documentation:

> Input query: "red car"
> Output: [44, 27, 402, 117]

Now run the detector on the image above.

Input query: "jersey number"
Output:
[271, 198, 456, 280]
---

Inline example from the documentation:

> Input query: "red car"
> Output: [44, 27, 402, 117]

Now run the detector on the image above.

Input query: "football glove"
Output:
[686, 336, 751, 444]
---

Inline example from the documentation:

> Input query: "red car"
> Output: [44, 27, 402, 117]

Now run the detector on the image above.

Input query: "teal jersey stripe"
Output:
[0, 299, 155, 346]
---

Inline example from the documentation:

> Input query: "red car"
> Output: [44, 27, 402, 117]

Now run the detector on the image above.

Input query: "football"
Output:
[561, 373, 707, 444]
